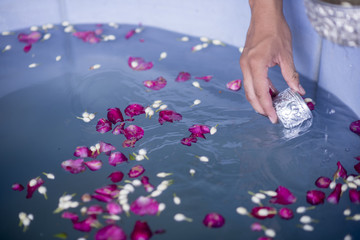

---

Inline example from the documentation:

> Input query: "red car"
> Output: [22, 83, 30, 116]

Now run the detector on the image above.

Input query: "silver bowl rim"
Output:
[306, 0, 360, 10]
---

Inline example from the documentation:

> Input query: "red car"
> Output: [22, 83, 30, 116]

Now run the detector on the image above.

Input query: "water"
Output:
[0, 24, 359, 240]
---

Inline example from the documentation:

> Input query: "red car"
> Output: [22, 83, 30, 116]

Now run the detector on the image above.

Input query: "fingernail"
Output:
[298, 84, 306, 95]
[268, 115, 277, 124]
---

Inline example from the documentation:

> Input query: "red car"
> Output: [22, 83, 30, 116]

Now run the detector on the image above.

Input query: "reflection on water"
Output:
[0, 24, 359, 240]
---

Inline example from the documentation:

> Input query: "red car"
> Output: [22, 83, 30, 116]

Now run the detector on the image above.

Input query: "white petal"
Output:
[296, 206, 306, 214]
[212, 39, 223, 45]
[300, 215, 312, 224]
[151, 190, 162, 197]
[251, 196, 261, 205]
[329, 181, 336, 189]
[55, 55, 62, 61]
[30, 26, 39, 31]
[28, 63, 39, 68]
[90, 64, 101, 70]
[189, 169, 196, 176]
[236, 207, 248, 215]
[257, 208, 268, 216]
[89, 113, 95, 120]
[343, 208, 351, 216]
[43, 33, 51, 40]
[174, 213, 186, 221]
[210, 127, 217, 135]
[254, 193, 266, 199]
[302, 224, 314, 231]
[38, 186, 47, 194]
[192, 81, 201, 88]
[180, 36, 189, 42]
[200, 36, 209, 42]
[132, 179, 142, 187]
[139, 149, 147, 156]
[158, 203, 166, 212]
[341, 184, 348, 192]
[265, 229, 276, 238]
[29, 179, 37, 187]
[199, 156, 209, 162]
[173, 195, 181, 205]
[344, 234, 352, 240]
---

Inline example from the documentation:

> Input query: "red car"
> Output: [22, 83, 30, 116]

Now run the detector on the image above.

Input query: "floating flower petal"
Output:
[350, 120, 360, 136]
[141, 176, 155, 192]
[130, 196, 159, 216]
[73, 31, 101, 43]
[125, 104, 146, 119]
[279, 208, 294, 220]
[195, 75, 213, 82]
[12, 183, 25, 191]
[84, 160, 103, 171]
[143, 77, 167, 90]
[226, 79, 242, 91]
[315, 176, 331, 188]
[107, 202, 122, 215]
[175, 72, 191, 82]
[74, 146, 92, 158]
[107, 108, 124, 124]
[18, 32, 41, 44]
[108, 152, 128, 166]
[124, 125, 144, 141]
[61, 212, 79, 222]
[189, 124, 210, 138]
[128, 165, 145, 178]
[306, 190, 326, 205]
[99, 141, 116, 155]
[334, 161, 348, 179]
[61, 159, 86, 174]
[96, 118, 112, 133]
[95, 224, 127, 240]
[251, 206, 277, 219]
[251, 222, 263, 231]
[327, 183, 342, 204]
[181, 136, 197, 146]
[112, 123, 125, 135]
[87, 205, 104, 215]
[349, 189, 360, 204]
[269, 186, 297, 205]
[158, 110, 182, 125]
[203, 213, 225, 228]
[108, 171, 124, 183]
[123, 138, 137, 148]
[128, 57, 153, 71]
[131, 221, 153, 240]
[354, 162, 360, 174]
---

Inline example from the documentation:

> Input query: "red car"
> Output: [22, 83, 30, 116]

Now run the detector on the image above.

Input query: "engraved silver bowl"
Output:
[273, 88, 313, 129]
[304, 0, 360, 47]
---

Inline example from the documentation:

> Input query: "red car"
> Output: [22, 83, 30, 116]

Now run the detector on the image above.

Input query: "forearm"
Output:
[249, 0, 285, 27]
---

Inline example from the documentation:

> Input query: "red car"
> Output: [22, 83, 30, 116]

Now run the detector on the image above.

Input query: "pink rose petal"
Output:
[84, 160, 103, 171]
[203, 213, 225, 228]
[251, 222, 263, 231]
[158, 110, 182, 125]
[315, 176, 331, 188]
[189, 124, 210, 138]
[62, 212, 79, 222]
[95, 225, 127, 240]
[195, 75, 213, 82]
[92, 194, 113, 203]
[122, 138, 137, 148]
[95, 184, 119, 198]
[130, 196, 159, 216]
[112, 123, 125, 135]
[350, 120, 360, 135]
[96, 118, 112, 133]
[12, 183, 24, 191]
[73, 31, 101, 43]
[226, 79, 242, 91]
[349, 189, 360, 204]
[125, 29, 136, 39]
[87, 205, 104, 215]
[61, 159, 86, 174]
[251, 206, 276, 219]
[128, 165, 145, 178]
[278, 208, 294, 219]
[141, 176, 155, 192]
[74, 146, 92, 158]
[175, 72, 191, 82]
[354, 162, 360, 174]
[23, 44, 32, 53]
[107, 108, 124, 124]
[181, 136, 198, 146]
[108, 152, 128, 166]
[269, 186, 297, 205]
[99, 141, 116, 155]
[327, 183, 342, 204]
[128, 57, 153, 71]
[143, 76, 167, 90]
[73, 216, 97, 232]
[125, 104, 145, 119]
[107, 202, 122, 215]
[333, 161, 347, 179]
[26, 177, 44, 199]
[124, 125, 144, 141]
[306, 190, 326, 205]
[131, 221, 153, 240]
[108, 171, 124, 183]
[18, 32, 41, 44]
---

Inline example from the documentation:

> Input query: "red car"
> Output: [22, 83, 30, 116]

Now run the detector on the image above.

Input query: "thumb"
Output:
[279, 56, 305, 96]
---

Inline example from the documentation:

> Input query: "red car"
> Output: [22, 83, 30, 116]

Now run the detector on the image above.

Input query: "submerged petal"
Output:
[203, 213, 225, 228]
[181, 136, 197, 146]
[12, 183, 25, 191]
[26, 177, 44, 199]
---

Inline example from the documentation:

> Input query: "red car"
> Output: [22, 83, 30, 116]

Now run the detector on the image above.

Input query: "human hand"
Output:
[240, 0, 305, 124]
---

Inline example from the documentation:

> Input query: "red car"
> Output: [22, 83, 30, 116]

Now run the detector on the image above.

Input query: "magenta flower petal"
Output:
[128, 57, 153, 71]
[74, 146, 92, 158]
[12, 183, 24, 191]
[125, 104, 145, 118]
[95, 184, 119, 198]
[62, 212, 79, 222]
[112, 123, 126, 135]
[87, 205, 105, 215]
[95, 225, 127, 240]
[354, 162, 360, 174]
[125, 29, 136, 39]
[18, 32, 41, 44]
[189, 124, 210, 138]
[158, 110, 182, 125]
[73, 216, 97, 232]
[349, 189, 360, 204]
[108, 171, 124, 183]
[107, 202, 122, 215]
[141, 176, 155, 192]
[258, 237, 272, 240]
[124, 125, 144, 140]
[96, 118, 112, 133]
[73, 31, 101, 43]
[107, 108, 124, 124]
[181, 136, 198, 146]
[92, 194, 113, 203]
[278, 207, 294, 219]
[143, 76, 167, 90]
[26, 177, 44, 199]
[226, 79, 242, 91]
[251, 206, 276, 219]
[315, 176, 331, 188]
[84, 160, 103, 171]
[61, 159, 86, 174]
[128, 165, 145, 178]
[123, 138, 137, 148]
[251, 222, 263, 231]
[99, 141, 116, 155]
[306, 101, 315, 111]
[269, 186, 297, 205]
[333, 161, 348, 179]
[130, 196, 159, 216]
[203, 213, 225, 228]
[23, 44, 32, 53]
[350, 120, 360, 135]
[131, 221, 153, 240]
[327, 183, 342, 204]
[195, 75, 212, 82]
[175, 72, 191, 82]
[108, 152, 128, 166]
[355, 156, 360, 161]
[306, 190, 326, 205]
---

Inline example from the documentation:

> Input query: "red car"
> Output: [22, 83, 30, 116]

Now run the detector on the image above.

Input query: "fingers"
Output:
[279, 53, 306, 96]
